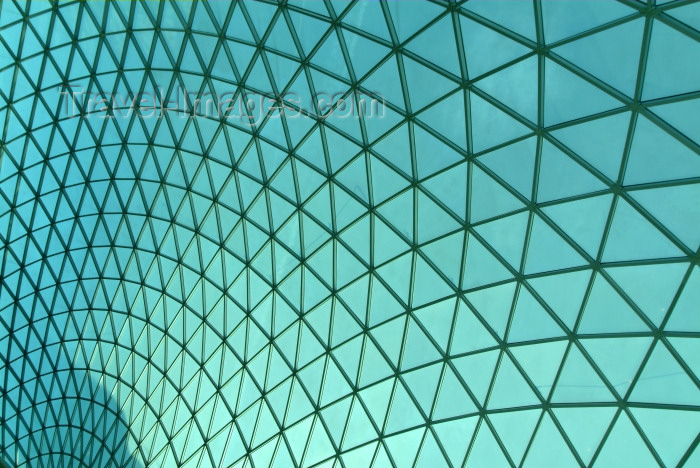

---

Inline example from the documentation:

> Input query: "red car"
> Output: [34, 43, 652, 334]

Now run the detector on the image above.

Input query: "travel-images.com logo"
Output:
[58, 85, 386, 125]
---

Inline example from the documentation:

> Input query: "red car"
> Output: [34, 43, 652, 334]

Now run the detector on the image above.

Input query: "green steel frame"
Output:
[0, 0, 699, 467]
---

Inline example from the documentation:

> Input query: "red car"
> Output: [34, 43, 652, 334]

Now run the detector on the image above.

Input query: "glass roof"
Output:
[1, 0, 699, 467]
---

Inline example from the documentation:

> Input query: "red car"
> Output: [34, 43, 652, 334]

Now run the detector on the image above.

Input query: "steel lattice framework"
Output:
[1, 0, 700, 467]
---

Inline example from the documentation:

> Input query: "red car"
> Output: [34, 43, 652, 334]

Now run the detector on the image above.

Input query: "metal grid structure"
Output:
[1, 0, 699, 466]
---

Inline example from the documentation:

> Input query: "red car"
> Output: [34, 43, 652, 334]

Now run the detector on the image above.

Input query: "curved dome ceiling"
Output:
[1, 1, 700, 467]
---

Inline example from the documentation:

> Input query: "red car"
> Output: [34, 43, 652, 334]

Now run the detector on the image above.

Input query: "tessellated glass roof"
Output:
[1, 1, 699, 467]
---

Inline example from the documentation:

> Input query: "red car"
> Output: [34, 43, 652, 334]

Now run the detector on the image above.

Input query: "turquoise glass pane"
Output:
[0, 1, 699, 467]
